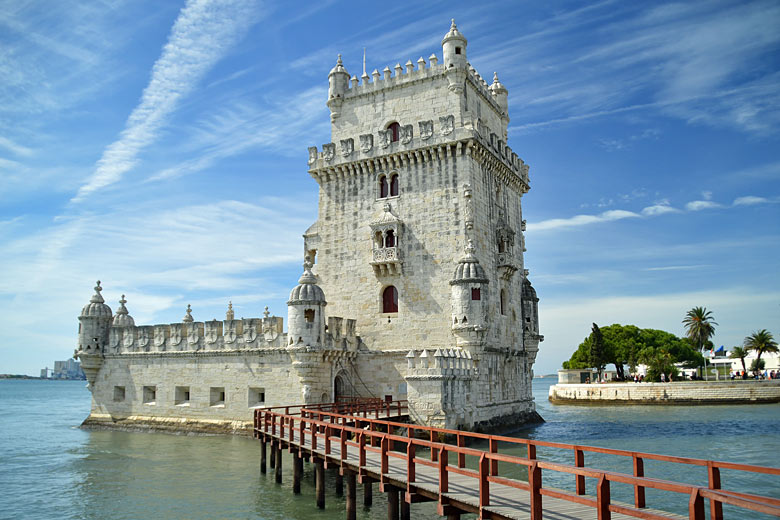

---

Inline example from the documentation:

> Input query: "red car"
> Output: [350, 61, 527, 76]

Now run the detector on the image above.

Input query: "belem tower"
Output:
[75, 21, 543, 435]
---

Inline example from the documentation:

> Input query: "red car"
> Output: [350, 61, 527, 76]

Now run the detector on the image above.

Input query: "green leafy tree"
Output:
[744, 329, 778, 374]
[750, 358, 766, 375]
[729, 346, 748, 374]
[640, 348, 679, 382]
[682, 307, 718, 352]
[562, 324, 704, 379]
[589, 323, 606, 381]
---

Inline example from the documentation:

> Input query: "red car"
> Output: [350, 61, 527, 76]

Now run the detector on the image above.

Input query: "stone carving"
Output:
[123, 328, 135, 349]
[154, 327, 166, 349]
[463, 183, 474, 231]
[378, 129, 392, 149]
[187, 324, 199, 346]
[307, 146, 317, 165]
[262, 318, 278, 342]
[360, 133, 373, 153]
[205, 322, 218, 344]
[419, 120, 433, 140]
[322, 143, 335, 161]
[400, 124, 413, 144]
[109, 329, 120, 349]
[243, 320, 257, 343]
[477, 120, 487, 138]
[224, 321, 237, 344]
[138, 328, 150, 349]
[301, 384, 311, 402]
[340, 138, 354, 157]
[169, 324, 182, 346]
[439, 115, 454, 135]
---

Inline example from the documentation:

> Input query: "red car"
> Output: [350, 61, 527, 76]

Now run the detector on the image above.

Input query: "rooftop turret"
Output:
[112, 294, 135, 327]
[81, 281, 112, 318]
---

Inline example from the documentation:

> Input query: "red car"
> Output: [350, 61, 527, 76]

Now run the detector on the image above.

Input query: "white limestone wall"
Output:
[85, 351, 304, 432]
[549, 382, 780, 404]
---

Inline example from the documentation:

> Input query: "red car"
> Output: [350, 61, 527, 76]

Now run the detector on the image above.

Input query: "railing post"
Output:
[596, 474, 611, 520]
[457, 434, 465, 468]
[271, 414, 276, 436]
[407, 440, 416, 484]
[633, 454, 645, 508]
[359, 432, 366, 468]
[708, 462, 723, 520]
[340, 427, 347, 460]
[381, 436, 389, 476]
[299, 417, 305, 446]
[489, 438, 498, 476]
[431, 429, 438, 462]
[478, 453, 489, 509]
[575, 448, 585, 495]
[439, 447, 448, 493]
[527, 441, 536, 460]
[311, 420, 317, 451]
[529, 461, 542, 520]
[289, 417, 294, 444]
[689, 488, 705, 520]
[325, 425, 331, 456]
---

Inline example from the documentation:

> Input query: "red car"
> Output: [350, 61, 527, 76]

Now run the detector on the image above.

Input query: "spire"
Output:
[442, 18, 467, 45]
[226, 301, 234, 321]
[329, 54, 348, 76]
[113, 294, 135, 327]
[183, 304, 193, 323]
[263, 306, 270, 319]
[490, 71, 507, 94]
[90, 281, 104, 304]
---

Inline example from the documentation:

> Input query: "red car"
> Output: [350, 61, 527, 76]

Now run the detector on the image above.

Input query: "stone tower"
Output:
[305, 20, 542, 430]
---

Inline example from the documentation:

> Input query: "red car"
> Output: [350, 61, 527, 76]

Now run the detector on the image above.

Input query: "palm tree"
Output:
[729, 346, 748, 375]
[682, 307, 718, 352]
[744, 330, 778, 374]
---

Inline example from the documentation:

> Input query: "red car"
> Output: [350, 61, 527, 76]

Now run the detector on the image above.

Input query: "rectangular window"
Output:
[248, 387, 266, 408]
[113, 386, 125, 402]
[471, 288, 481, 300]
[210, 387, 225, 407]
[143, 386, 157, 405]
[175, 386, 190, 406]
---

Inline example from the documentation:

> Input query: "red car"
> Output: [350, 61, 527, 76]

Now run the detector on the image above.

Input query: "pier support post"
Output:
[275, 444, 282, 483]
[345, 470, 357, 520]
[260, 439, 267, 474]
[269, 440, 276, 469]
[387, 486, 399, 520]
[315, 458, 325, 509]
[335, 471, 344, 496]
[400, 495, 410, 520]
[446, 512, 461, 520]
[363, 481, 373, 507]
[292, 450, 302, 494]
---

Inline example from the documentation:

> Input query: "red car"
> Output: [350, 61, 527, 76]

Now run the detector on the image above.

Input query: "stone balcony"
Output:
[371, 247, 401, 275]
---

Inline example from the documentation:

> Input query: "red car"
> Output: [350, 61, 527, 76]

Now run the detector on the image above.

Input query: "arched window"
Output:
[374, 231, 384, 249]
[500, 289, 507, 315]
[379, 175, 388, 198]
[390, 174, 399, 196]
[382, 286, 398, 313]
[388, 122, 400, 142]
[385, 229, 395, 248]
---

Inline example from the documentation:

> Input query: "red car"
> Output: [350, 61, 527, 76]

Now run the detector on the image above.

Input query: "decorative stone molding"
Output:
[439, 115, 454, 135]
[340, 138, 353, 157]
[378, 129, 392, 149]
[400, 124, 413, 144]
[308, 146, 318, 165]
[322, 143, 335, 161]
[419, 120, 433, 140]
[360, 134, 373, 152]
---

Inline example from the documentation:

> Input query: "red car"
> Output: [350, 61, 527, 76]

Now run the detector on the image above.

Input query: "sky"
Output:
[1, 0, 778, 377]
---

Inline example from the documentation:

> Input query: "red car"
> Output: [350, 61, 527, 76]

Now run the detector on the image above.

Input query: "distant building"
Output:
[42, 359, 85, 380]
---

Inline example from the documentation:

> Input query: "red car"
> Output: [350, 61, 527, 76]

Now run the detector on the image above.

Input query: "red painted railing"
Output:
[253, 406, 780, 519]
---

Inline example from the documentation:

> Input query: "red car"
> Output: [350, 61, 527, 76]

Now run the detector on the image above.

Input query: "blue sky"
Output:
[1, 0, 778, 376]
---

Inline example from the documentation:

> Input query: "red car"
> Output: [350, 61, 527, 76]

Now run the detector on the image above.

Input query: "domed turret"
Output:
[182, 304, 194, 322]
[441, 19, 468, 70]
[75, 281, 113, 389]
[450, 242, 489, 349]
[112, 295, 135, 327]
[327, 54, 350, 121]
[490, 72, 510, 138]
[287, 259, 327, 347]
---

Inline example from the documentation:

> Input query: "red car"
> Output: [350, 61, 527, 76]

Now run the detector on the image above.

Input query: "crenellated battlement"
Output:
[307, 117, 529, 190]
[405, 348, 476, 380]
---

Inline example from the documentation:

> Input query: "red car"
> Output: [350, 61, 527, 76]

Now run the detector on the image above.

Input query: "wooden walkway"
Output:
[254, 402, 780, 520]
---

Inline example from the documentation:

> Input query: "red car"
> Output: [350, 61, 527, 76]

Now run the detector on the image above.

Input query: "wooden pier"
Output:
[253, 399, 780, 519]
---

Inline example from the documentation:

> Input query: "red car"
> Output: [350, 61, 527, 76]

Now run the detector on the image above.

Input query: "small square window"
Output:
[113, 386, 125, 402]
[471, 288, 481, 301]
[143, 386, 157, 405]
[175, 386, 190, 406]
[248, 387, 265, 408]
[455, 47, 461, 55]
[210, 387, 225, 407]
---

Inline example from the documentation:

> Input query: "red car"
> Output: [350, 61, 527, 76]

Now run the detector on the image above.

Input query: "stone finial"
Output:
[405, 59, 414, 74]
[395, 63, 403, 76]
[117, 295, 128, 312]
[351, 75, 358, 88]
[91, 281, 104, 303]
[383, 66, 391, 80]
[490, 72, 507, 93]
[417, 56, 425, 70]
[429, 53, 438, 66]
[226, 301, 234, 321]
[263, 306, 270, 319]
[361, 70, 370, 84]
[183, 304, 193, 323]
[465, 239, 476, 257]
[406, 350, 415, 358]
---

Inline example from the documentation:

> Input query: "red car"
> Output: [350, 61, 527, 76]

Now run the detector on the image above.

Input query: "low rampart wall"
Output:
[549, 381, 780, 404]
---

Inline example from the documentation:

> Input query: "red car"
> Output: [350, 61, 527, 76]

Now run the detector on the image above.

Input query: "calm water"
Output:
[1, 378, 778, 519]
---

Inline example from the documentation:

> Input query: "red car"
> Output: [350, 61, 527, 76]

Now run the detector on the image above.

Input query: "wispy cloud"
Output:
[0, 136, 33, 157]
[527, 209, 640, 232]
[685, 200, 722, 211]
[733, 195, 777, 206]
[71, 0, 260, 203]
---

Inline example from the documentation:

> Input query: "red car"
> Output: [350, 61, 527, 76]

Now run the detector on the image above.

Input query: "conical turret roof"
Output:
[80, 281, 113, 318]
[450, 241, 488, 284]
[112, 294, 135, 327]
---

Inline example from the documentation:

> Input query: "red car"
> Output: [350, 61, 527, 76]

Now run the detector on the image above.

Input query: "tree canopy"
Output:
[562, 323, 704, 381]
[682, 306, 717, 352]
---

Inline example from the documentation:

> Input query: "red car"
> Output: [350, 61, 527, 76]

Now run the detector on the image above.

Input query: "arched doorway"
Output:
[334, 373, 346, 403]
